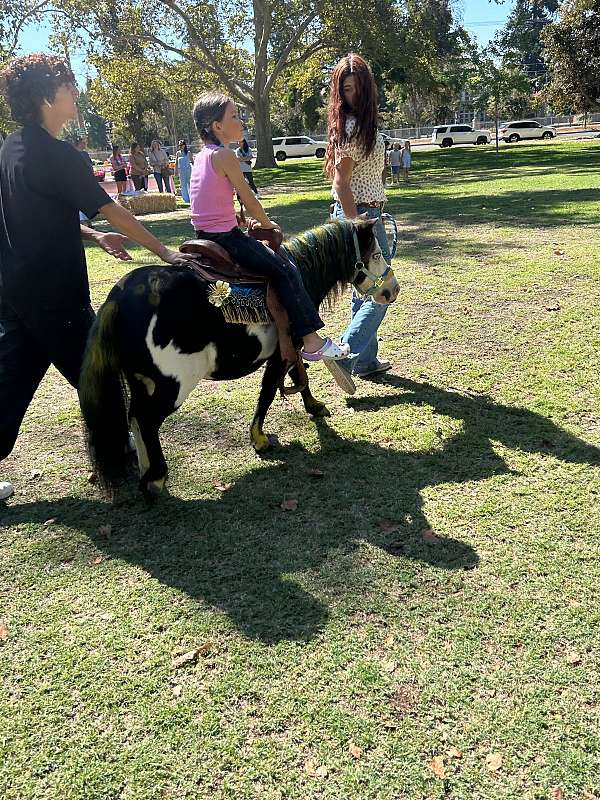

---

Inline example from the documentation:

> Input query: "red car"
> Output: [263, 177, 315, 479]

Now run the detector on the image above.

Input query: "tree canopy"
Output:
[542, 0, 600, 113]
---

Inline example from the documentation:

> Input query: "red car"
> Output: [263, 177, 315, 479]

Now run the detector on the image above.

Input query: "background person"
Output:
[129, 142, 150, 190]
[325, 52, 392, 378]
[110, 144, 127, 193]
[0, 53, 192, 502]
[388, 142, 401, 184]
[235, 138, 258, 195]
[149, 139, 172, 193]
[175, 139, 192, 202]
[402, 139, 412, 182]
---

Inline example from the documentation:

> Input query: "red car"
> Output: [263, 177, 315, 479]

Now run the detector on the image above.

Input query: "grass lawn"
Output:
[1, 140, 599, 799]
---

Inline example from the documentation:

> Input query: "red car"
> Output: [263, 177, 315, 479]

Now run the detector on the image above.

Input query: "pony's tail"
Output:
[79, 300, 130, 493]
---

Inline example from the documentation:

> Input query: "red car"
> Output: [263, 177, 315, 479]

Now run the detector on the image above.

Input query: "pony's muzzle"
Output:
[372, 274, 400, 304]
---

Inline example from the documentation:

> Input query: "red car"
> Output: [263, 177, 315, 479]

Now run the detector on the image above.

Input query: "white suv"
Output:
[431, 124, 491, 147]
[499, 120, 556, 143]
[272, 136, 327, 161]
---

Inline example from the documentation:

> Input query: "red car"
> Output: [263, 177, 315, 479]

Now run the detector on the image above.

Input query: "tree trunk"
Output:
[254, 92, 276, 168]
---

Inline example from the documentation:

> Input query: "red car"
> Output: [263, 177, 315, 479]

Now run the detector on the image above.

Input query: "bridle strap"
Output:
[351, 227, 393, 297]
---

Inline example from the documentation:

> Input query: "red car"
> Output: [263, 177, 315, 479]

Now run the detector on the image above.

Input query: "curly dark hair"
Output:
[1, 53, 75, 126]
[324, 54, 379, 179]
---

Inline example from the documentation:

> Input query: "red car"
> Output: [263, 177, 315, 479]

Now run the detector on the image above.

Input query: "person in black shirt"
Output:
[0, 53, 192, 501]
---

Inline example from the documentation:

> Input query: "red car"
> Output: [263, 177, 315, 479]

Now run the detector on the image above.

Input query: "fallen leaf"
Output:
[172, 642, 212, 668]
[486, 752, 503, 771]
[304, 758, 328, 778]
[377, 518, 400, 533]
[447, 747, 463, 759]
[97, 525, 112, 539]
[349, 741, 363, 759]
[422, 528, 440, 544]
[565, 650, 581, 665]
[44, 518, 57, 526]
[550, 788, 564, 800]
[553, 249, 565, 256]
[384, 633, 395, 647]
[0, 622, 7, 641]
[429, 755, 446, 779]
[214, 482, 233, 492]
[280, 498, 298, 511]
[382, 659, 398, 673]
[546, 303, 561, 311]
[308, 469, 325, 478]
[172, 684, 183, 697]
[91, 556, 104, 565]
[30, 470, 41, 480]
[87, 471, 98, 484]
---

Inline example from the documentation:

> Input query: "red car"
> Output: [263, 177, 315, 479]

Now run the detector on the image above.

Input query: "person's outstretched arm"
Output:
[97, 202, 191, 265]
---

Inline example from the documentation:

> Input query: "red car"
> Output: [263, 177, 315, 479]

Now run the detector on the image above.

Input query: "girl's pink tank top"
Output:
[190, 143, 237, 232]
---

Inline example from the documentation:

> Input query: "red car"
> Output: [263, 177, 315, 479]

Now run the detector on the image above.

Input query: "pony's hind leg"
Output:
[250, 356, 283, 452]
[289, 364, 331, 418]
[129, 381, 172, 499]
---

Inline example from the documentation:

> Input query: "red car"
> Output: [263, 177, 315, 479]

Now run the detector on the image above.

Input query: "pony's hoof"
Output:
[306, 401, 331, 418]
[252, 432, 272, 453]
[140, 476, 166, 502]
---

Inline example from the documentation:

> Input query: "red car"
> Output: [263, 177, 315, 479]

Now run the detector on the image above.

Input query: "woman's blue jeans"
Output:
[332, 202, 391, 374]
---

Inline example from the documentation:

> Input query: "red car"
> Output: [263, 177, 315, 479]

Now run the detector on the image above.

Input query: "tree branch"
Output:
[155, 0, 254, 101]
[264, 11, 319, 94]
[6, 1, 54, 57]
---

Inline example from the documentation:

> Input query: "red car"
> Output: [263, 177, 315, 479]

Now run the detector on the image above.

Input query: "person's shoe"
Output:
[354, 360, 392, 378]
[0, 480, 14, 501]
[322, 359, 356, 395]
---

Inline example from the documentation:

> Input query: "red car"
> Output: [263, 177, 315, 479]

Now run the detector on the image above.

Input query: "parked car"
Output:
[499, 120, 556, 142]
[431, 124, 491, 147]
[381, 132, 404, 149]
[272, 136, 327, 161]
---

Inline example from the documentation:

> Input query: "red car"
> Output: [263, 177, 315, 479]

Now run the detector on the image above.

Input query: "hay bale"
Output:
[116, 192, 177, 215]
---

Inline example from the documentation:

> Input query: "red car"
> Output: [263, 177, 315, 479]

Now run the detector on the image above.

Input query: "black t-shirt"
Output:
[0, 125, 112, 311]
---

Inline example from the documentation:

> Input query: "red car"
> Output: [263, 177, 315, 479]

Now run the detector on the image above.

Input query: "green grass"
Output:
[1, 140, 600, 799]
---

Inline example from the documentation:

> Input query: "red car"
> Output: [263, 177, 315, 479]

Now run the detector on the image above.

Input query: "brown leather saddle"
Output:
[179, 226, 307, 395]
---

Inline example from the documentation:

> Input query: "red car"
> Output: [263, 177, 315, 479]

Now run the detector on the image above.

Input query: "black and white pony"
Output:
[79, 219, 399, 498]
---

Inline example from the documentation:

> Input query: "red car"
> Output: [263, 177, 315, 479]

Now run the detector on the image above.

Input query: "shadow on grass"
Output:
[4, 380, 599, 644]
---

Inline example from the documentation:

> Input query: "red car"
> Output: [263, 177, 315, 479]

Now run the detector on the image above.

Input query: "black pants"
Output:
[195, 227, 323, 339]
[132, 174, 148, 191]
[0, 301, 95, 461]
[243, 171, 258, 193]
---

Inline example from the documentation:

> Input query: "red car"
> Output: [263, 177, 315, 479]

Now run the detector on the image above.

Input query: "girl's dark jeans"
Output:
[153, 171, 171, 192]
[195, 226, 323, 339]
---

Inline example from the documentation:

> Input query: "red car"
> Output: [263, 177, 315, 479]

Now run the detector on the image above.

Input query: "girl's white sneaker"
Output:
[0, 480, 14, 501]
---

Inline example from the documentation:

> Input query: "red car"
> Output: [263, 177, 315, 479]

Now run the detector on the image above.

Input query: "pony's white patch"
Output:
[133, 373, 156, 396]
[130, 416, 150, 475]
[246, 323, 278, 362]
[145, 315, 217, 407]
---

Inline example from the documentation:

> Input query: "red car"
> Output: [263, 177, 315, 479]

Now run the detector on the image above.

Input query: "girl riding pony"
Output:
[189, 92, 349, 365]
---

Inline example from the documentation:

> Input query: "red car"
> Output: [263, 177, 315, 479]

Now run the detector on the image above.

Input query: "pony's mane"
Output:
[284, 220, 357, 309]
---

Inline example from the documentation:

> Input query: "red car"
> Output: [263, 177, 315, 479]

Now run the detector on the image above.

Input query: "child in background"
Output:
[402, 139, 412, 183]
[189, 92, 350, 364]
[388, 143, 401, 185]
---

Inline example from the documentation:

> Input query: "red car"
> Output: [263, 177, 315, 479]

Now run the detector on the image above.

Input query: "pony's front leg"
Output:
[288, 364, 331, 418]
[250, 356, 283, 453]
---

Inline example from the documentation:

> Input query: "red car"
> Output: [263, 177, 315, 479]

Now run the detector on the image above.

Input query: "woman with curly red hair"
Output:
[325, 53, 393, 379]
[0, 53, 191, 502]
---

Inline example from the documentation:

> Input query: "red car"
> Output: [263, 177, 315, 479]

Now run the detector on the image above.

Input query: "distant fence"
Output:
[89, 113, 600, 160]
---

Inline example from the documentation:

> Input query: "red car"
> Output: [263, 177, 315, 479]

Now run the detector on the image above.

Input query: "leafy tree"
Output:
[468, 53, 532, 153]
[542, 0, 600, 114]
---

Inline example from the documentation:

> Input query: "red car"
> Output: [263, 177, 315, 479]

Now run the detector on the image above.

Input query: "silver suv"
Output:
[499, 120, 556, 142]
[431, 124, 491, 148]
